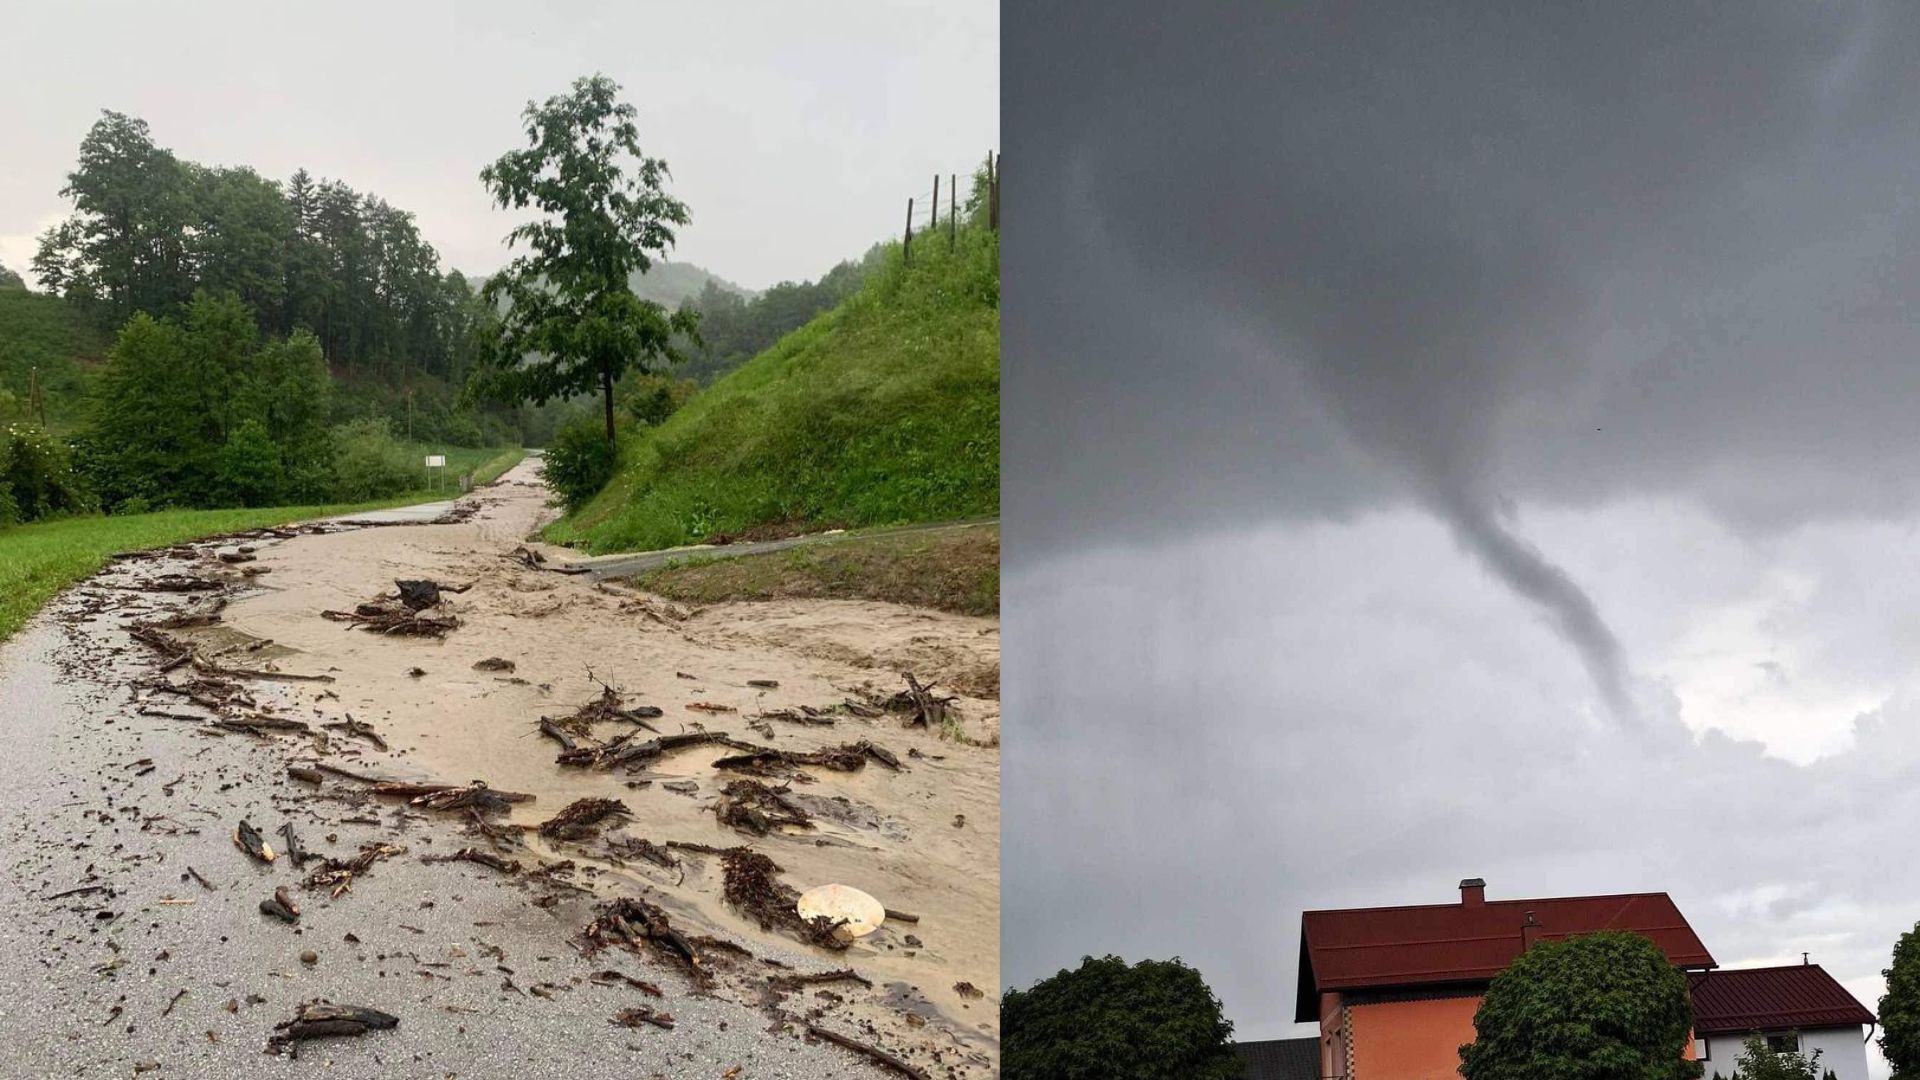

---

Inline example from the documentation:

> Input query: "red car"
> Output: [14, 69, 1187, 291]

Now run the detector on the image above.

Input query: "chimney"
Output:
[1460, 878, 1486, 906]
[1521, 911, 1543, 950]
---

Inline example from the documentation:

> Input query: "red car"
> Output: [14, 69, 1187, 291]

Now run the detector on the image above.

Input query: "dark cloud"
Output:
[1008, 0, 1920, 544]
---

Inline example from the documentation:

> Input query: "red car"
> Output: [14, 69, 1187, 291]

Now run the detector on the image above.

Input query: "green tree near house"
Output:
[1884, 920, 1920, 1078]
[471, 73, 699, 445]
[1460, 931, 1703, 1080]
[1002, 954, 1244, 1080]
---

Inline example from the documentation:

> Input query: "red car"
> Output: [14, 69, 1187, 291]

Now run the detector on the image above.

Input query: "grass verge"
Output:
[629, 523, 998, 617]
[545, 226, 998, 554]
[0, 447, 523, 642]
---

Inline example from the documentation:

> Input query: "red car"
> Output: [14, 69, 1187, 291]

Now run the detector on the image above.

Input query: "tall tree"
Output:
[474, 73, 698, 442]
[1460, 932, 1702, 1080]
[1884, 921, 1920, 1079]
[1003, 955, 1243, 1080]
[33, 111, 192, 323]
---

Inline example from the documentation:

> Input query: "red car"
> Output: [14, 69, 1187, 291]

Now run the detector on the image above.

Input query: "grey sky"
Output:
[1006, 2, 1920, 1075]
[0, 0, 997, 291]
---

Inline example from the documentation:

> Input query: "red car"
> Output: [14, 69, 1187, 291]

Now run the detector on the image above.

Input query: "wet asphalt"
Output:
[0, 526, 896, 1079]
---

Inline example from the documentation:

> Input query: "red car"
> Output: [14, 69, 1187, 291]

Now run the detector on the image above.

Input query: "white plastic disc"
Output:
[796, 883, 886, 938]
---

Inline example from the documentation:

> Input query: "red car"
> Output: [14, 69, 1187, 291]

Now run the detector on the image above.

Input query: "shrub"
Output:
[2, 422, 94, 523]
[542, 415, 619, 511]
[216, 419, 282, 507]
[329, 417, 415, 501]
[1004, 955, 1243, 1080]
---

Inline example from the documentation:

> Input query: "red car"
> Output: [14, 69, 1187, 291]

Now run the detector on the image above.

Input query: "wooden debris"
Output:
[304, 843, 404, 898]
[266, 1001, 399, 1056]
[472, 656, 515, 672]
[286, 765, 324, 785]
[806, 1023, 930, 1080]
[233, 819, 275, 863]
[711, 739, 902, 776]
[537, 798, 631, 840]
[722, 848, 848, 950]
[504, 545, 589, 574]
[278, 823, 314, 866]
[321, 606, 457, 637]
[611, 1005, 675, 1030]
[321, 716, 387, 750]
[394, 578, 470, 611]
[558, 730, 763, 772]
[715, 779, 814, 836]
[423, 847, 522, 874]
[588, 969, 663, 996]
[886, 674, 956, 729]
[260, 886, 300, 924]
[582, 897, 703, 976]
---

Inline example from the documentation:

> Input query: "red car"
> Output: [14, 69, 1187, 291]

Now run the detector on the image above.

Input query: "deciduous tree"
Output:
[1460, 932, 1702, 1080]
[473, 73, 698, 443]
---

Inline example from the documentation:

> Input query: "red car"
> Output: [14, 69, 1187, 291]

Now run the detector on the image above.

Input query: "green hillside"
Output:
[0, 287, 106, 433]
[544, 226, 998, 554]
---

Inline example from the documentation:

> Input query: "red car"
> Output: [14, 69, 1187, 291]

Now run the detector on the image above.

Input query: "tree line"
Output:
[32, 111, 484, 386]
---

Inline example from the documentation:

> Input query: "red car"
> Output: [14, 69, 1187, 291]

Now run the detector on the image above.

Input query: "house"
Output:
[1233, 1036, 1319, 1080]
[1294, 877, 1717, 1079]
[1689, 963, 1876, 1080]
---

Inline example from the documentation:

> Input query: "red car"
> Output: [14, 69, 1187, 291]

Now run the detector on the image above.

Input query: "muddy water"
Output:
[192, 459, 1001, 1072]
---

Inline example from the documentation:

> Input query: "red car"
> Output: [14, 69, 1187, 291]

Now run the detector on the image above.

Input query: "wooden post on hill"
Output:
[29, 366, 46, 426]
[987, 152, 999, 232]
[903, 197, 914, 266]
[949, 174, 957, 250]
[932, 174, 940, 233]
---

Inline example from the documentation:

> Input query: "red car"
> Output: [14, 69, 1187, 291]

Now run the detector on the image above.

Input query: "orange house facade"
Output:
[1295, 879, 1718, 1080]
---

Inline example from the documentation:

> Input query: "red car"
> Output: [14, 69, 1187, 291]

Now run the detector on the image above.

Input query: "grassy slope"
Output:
[0, 447, 522, 642]
[631, 524, 999, 617]
[546, 228, 999, 554]
[0, 288, 105, 433]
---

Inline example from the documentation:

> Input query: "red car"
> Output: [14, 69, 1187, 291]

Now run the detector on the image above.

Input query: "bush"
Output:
[542, 415, 619, 511]
[216, 419, 282, 507]
[2, 422, 94, 523]
[329, 417, 415, 501]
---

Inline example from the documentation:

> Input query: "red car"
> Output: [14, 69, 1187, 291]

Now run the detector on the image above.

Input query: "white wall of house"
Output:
[1696, 1026, 1870, 1080]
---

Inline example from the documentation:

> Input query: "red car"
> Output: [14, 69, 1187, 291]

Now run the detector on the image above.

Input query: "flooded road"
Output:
[0, 459, 999, 1078]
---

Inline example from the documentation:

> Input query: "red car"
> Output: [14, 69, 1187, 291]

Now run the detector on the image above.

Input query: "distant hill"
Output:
[544, 225, 999, 554]
[628, 261, 753, 307]
[466, 260, 752, 310]
[0, 287, 106, 432]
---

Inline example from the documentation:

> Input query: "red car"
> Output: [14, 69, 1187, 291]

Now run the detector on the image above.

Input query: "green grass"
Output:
[631, 523, 999, 616]
[0, 447, 524, 643]
[543, 226, 999, 554]
[0, 288, 105, 434]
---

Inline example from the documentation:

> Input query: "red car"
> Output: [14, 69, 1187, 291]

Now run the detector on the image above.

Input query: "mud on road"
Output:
[0, 457, 999, 1079]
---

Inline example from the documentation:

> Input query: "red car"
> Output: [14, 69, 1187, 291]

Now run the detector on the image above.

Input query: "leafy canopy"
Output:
[1003, 954, 1243, 1080]
[1884, 921, 1920, 1078]
[475, 74, 697, 439]
[1460, 931, 1703, 1080]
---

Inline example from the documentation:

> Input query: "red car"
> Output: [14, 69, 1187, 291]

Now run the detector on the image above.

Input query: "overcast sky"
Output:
[0, 0, 997, 291]
[1006, 3, 1920, 1075]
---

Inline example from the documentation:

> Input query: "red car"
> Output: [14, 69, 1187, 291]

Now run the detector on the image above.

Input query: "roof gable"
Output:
[1689, 964, 1875, 1035]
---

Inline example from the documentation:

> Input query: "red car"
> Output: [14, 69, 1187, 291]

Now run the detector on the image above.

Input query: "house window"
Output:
[1695, 1036, 1709, 1061]
[1766, 1033, 1799, 1054]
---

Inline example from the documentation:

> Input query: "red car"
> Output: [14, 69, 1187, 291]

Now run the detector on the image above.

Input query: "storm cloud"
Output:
[1006, 3, 1920, 1075]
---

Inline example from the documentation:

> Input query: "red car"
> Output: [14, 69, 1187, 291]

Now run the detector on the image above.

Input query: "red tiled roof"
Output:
[1689, 965, 1875, 1035]
[1295, 891, 1715, 1022]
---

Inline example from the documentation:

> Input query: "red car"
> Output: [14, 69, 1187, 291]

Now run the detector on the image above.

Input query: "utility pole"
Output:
[987, 152, 999, 232]
[949, 174, 957, 250]
[903, 197, 914, 266]
[932, 174, 940, 232]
